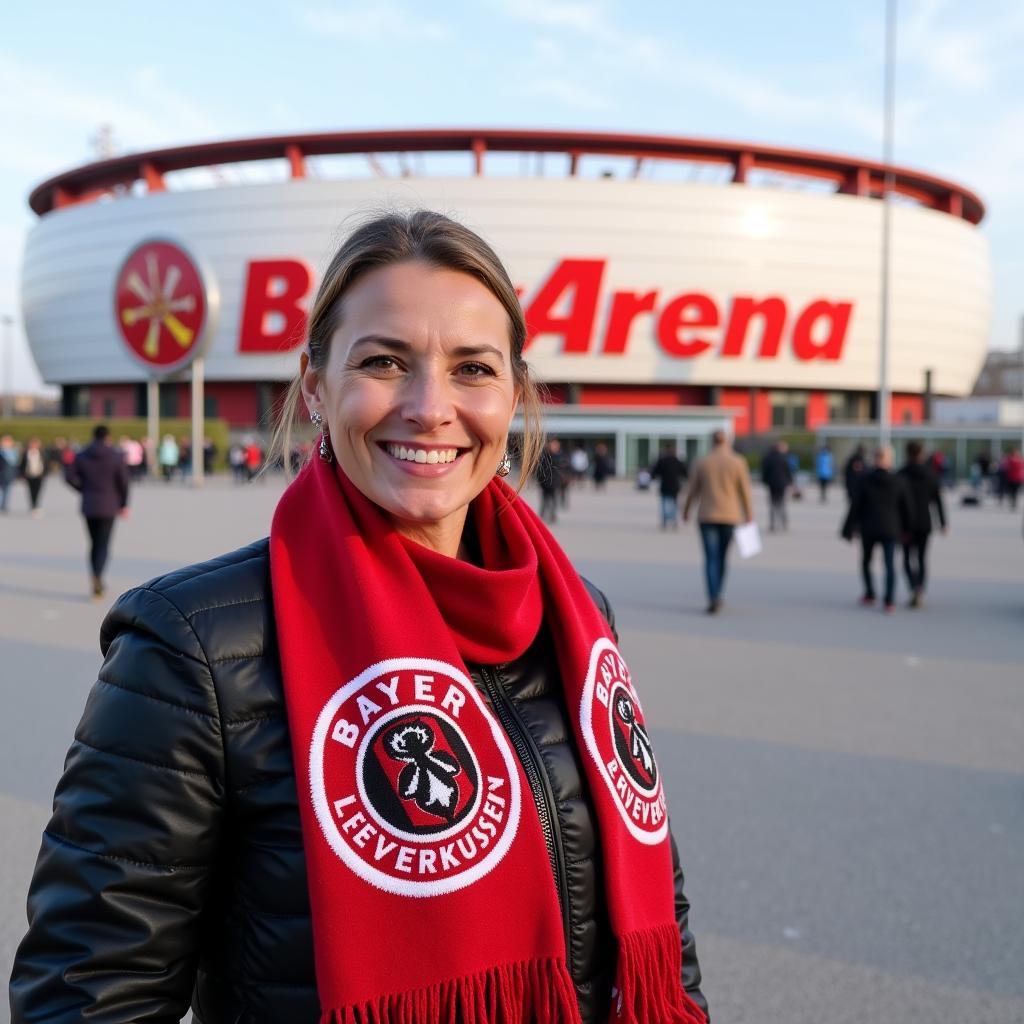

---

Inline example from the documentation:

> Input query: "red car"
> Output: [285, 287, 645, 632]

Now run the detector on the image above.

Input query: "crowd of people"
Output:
[525, 431, 1021, 616]
[533, 438, 613, 522]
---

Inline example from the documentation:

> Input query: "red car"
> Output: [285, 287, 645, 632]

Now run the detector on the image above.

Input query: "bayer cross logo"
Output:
[366, 713, 479, 834]
[309, 659, 521, 897]
[580, 638, 668, 845]
[611, 686, 658, 792]
[113, 239, 209, 372]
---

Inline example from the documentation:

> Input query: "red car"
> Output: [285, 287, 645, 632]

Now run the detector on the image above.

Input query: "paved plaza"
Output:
[1, 471, 1022, 1023]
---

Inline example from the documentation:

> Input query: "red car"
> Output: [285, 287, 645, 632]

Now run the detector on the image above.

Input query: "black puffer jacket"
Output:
[841, 467, 911, 541]
[10, 540, 707, 1023]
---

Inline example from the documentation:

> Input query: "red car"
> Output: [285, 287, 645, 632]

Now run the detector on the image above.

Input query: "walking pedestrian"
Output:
[63, 424, 130, 599]
[0, 434, 19, 513]
[899, 440, 947, 608]
[244, 438, 264, 481]
[19, 437, 47, 517]
[841, 446, 910, 613]
[844, 445, 867, 503]
[535, 437, 564, 523]
[229, 442, 247, 483]
[815, 445, 834, 503]
[158, 433, 179, 482]
[120, 436, 145, 481]
[1000, 448, 1024, 509]
[682, 430, 754, 613]
[592, 442, 613, 489]
[761, 440, 793, 532]
[650, 441, 688, 530]
[569, 443, 589, 486]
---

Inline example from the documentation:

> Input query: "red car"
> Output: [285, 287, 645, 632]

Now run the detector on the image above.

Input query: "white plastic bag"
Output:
[735, 521, 762, 559]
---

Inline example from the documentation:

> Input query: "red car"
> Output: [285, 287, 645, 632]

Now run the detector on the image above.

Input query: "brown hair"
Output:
[268, 210, 544, 489]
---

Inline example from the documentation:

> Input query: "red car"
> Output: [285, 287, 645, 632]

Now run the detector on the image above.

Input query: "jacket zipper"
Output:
[477, 666, 573, 973]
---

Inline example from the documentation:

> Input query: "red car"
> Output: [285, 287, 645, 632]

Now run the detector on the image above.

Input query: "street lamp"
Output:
[877, 0, 898, 448]
[1, 314, 14, 420]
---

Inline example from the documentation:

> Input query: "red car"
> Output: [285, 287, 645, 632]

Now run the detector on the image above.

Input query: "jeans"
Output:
[660, 493, 679, 526]
[699, 523, 734, 602]
[539, 489, 558, 523]
[902, 531, 930, 593]
[85, 517, 116, 580]
[861, 536, 896, 605]
[768, 490, 787, 531]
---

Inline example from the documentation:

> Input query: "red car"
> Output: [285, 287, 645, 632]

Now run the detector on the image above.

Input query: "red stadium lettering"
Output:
[721, 296, 788, 358]
[603, 290, 659, 354]
[522, 258, 605, 354]
[791, 300, 853, 361]
[656, 294, 718, 357]
[238, 259, 312, 353]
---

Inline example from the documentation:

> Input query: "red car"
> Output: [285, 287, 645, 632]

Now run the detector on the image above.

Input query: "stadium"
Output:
[21, 129, 990, 472]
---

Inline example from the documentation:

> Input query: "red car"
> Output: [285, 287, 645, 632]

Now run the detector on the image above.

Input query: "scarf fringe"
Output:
[320, 956, 583, 1024]
[611, 924, 707, 1024]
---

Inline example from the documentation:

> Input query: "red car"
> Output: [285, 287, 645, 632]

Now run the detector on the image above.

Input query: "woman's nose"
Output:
[400, 368, 455, 432]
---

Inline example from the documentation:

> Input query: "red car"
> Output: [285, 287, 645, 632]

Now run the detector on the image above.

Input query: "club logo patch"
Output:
[310, 658, 521, 897]
[580, 638, 668, 844]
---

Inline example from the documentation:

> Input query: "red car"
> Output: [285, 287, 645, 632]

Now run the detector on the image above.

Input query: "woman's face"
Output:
[302, 261, 519, 556]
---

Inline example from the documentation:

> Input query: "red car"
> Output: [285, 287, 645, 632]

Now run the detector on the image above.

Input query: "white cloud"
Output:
[899, 0, 1023, 94]
[0, 55, 224, 160]
[520, 75, 610, 112]
[302, 4, 450, 42]
[494, 0, 615, 37]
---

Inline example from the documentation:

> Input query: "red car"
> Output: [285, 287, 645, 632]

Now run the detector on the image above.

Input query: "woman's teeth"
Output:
[386, 444, 459, 465]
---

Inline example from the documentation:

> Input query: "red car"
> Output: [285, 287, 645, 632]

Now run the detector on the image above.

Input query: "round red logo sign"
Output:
[309, 658, 522, 897]
[114, 240, 208, 371]
[580, 638, 668, 845]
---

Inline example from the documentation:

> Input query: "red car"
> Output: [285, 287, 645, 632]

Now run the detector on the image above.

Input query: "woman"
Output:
[10, 212, 707, 1024]
[19, 437, 47, 516]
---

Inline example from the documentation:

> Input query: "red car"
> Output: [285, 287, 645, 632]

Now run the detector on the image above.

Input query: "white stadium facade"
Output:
[22, 129, 991, 472]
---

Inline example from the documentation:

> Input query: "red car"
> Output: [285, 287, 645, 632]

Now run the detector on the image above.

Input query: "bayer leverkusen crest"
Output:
[309, 658, 522, 897]
[114, 240, 210, 373]
[580, 638, 668, 845]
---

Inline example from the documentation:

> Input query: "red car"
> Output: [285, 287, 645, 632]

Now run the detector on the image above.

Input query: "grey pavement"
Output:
[1, 471, 1022, 1023]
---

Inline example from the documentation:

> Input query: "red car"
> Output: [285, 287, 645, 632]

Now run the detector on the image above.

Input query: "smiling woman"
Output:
[269, 210, 545, 505]
[10, 211, 709, 1024]
[301, 260, 522, 556]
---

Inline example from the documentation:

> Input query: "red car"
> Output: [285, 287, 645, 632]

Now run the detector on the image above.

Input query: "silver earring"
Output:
[496, 449, 511, 477]
[311, 410, 332, 462]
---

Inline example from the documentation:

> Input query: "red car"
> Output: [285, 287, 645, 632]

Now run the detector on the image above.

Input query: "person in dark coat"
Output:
[844, 445, 867, 503]
[650, 441, 688, 529]
[841, 446, 911, 612]
[761, 440, 794, 532]
[535, 437, 566, 523]
[898, 440, 947, 607]
[592, 442, 613, 489]
[64, 423, 130, 598]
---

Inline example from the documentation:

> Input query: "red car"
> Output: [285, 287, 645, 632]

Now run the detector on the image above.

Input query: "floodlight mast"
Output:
[878, 0, 898, 448]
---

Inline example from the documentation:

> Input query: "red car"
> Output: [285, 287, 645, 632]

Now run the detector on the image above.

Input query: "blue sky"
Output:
[3, 0, 1022, 392]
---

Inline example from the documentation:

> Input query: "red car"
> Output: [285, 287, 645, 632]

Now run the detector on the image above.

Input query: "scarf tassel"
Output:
[321, 956, 583, 1024]
[611, 924, 708, 1024]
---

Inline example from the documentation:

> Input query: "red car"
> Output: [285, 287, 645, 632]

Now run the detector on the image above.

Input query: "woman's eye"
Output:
[360, 355, 400, 371]
[458, 362, 495, 377]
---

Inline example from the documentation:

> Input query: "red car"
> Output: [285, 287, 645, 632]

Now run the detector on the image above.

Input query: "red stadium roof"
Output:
[28, 127, 984, 224]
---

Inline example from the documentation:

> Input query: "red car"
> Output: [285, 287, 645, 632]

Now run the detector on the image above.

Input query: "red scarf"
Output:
[270, 455, 705, 1023]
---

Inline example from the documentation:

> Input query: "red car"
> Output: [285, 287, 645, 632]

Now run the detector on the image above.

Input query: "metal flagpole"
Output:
[878, 0, 898, 448]
[147, 379, 159, 479]
[191, 357, 205, 487]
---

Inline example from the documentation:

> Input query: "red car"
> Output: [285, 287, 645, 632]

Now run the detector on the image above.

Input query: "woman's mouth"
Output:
[381, 442, 464, 466]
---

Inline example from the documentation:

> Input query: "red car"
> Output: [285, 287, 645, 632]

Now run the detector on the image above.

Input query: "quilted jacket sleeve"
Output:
[9, 586, 226, 1023]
